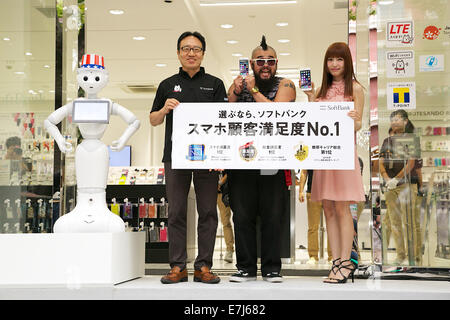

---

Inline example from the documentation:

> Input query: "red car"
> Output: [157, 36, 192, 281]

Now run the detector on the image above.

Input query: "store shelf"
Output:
[106, 184, 169, 264]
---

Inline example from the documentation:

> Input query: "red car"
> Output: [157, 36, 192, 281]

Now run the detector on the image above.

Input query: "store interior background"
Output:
[86, 0, 363, 268]
[1, 0, 449, 273]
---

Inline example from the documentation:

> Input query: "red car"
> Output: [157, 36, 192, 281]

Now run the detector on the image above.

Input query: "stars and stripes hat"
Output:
[80, 54, 105, 69]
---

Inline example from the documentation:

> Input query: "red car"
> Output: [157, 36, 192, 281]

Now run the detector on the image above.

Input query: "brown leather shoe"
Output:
[193, 266, 221, 284]
[160, 266, 188, 284]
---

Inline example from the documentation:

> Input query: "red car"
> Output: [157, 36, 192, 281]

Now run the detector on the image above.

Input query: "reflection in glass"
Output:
[377, 0, 450, 271]
[0, 0, 56, 233]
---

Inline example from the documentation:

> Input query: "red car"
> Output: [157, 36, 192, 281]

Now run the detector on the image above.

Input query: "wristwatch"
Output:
[251, 86, 259, 93]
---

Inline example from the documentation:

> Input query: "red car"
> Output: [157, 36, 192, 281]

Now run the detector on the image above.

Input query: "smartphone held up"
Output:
[239, 58, 249, 77]
[300, 68, 312, 91]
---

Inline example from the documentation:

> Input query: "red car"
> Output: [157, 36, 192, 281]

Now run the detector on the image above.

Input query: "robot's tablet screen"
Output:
[72, 100, 110, 123]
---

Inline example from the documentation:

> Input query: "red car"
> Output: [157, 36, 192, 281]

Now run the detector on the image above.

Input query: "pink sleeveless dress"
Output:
[311, 80, 365, 203]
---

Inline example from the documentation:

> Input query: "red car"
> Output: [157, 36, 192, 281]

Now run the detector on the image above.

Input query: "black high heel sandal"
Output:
[324, 259, 356, 284]
[323, 258, 341, 283]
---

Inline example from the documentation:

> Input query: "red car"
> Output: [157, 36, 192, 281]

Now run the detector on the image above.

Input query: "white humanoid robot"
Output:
[44, 54, 140, 232]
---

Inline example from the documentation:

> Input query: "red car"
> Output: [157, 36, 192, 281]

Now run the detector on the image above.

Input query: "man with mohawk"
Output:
[227, 36, 296, 283]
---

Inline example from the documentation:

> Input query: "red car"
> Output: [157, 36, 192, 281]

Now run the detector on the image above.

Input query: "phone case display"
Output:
[0, 199, 54, 233]
[417, 122, 450, 185]
[138, 198, 148, 218]
[433, 174, 450, 259]
[106, 184, 169, 263]
[108, 166, 162, 185]
[0, 113, 58, 186]
[158, 198, 168, 218]
[148, 198, 157, 218]
[123, 199, 133, 218]
[149, 222, 159, 242]
[159, 222, 168, 242]
[0, 186, 56, 234]
[110, 198, 121, 216]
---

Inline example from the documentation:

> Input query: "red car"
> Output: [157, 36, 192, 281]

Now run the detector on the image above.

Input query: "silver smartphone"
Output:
[239, 58, 249, 77]
[299, 68, 312, 91]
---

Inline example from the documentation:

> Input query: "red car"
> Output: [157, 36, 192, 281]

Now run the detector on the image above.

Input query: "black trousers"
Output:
[164, 162, 219, 270]
[228, 169, 286, 275]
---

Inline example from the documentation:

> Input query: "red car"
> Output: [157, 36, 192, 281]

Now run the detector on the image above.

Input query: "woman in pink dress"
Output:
[301, 42, 365, 284]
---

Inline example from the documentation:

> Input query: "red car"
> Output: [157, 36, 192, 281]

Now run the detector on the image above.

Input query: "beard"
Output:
[254, 69, 277, 92]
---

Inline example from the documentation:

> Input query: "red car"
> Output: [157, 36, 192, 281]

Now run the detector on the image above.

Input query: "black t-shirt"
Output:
[151, 67, 227, 162]
[380, 134, 421, 184]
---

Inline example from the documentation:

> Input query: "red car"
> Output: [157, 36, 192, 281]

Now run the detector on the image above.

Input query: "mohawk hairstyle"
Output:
[260, 35, 268, 50]
[251, 35, 277, 58]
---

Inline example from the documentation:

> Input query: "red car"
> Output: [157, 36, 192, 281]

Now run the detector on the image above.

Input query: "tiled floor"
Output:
[2, 275, 449, 300]
[2, 247, 449, 300]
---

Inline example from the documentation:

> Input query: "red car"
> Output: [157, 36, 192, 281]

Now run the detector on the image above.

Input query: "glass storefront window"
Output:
[375, 0, 450, 269]
[0, 0, 56, 233]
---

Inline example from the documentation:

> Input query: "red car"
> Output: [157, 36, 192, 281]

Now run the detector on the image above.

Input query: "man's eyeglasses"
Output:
[180, 46, 203, 54]
[254, 58, 277, 67]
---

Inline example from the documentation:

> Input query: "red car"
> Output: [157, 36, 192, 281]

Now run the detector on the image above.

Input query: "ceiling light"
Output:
[43, 65, 51, 68]
[278, 39, 290, 43]
[276, 22, 289, 27]
[109, 9, 124, 15]
[133, 36, 146, 41]
[220, 24, 233, 29]
[379, 0, 394, 5]
[279, 52, 291, 56]
[25, 52, 32, 56]
[201, 1, 297, 6]
[14, 71, 25, 75]
[227, 40, 238, 44]
[232, 53, 243, 57]
[3, 37, 10, 41]
[155, 63, 167, 67]
[360, 58, 368, 62]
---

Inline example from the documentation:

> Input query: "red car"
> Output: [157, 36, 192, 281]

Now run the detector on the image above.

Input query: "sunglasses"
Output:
[254, 58, 277, 67]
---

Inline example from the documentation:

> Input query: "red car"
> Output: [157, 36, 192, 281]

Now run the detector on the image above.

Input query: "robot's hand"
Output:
[110, 139, 125, 152]
[56, 139, 73, 154]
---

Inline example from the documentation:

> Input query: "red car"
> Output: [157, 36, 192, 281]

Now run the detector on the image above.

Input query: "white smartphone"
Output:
[239, 58, 249, 77]
[299, 68, 312, 91]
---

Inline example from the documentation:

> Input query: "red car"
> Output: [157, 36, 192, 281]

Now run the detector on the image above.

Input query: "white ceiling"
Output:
[85, 0, 349, 102]
[0, 0, 348, 105]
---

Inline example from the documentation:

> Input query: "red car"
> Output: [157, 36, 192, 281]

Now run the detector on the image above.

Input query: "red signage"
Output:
[387, 21, 414, 45]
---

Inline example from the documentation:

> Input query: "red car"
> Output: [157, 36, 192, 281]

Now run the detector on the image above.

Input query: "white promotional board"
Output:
[419, 54, 444, 72]
[172, 102, 355, 170]
[387, 82, 416, 110]
[386, 50, 415, 78]
[386, 21, 414, 47]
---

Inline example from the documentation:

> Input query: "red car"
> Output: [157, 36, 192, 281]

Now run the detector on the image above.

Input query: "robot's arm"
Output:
[110, 102, 141, 152]
[43, 103, 73, 153]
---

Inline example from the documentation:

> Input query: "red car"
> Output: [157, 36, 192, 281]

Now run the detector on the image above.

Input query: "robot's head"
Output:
[77, 54, 109, 95]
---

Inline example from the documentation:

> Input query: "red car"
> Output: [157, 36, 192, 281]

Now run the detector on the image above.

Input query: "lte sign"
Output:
[387, 21, 414, 47]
